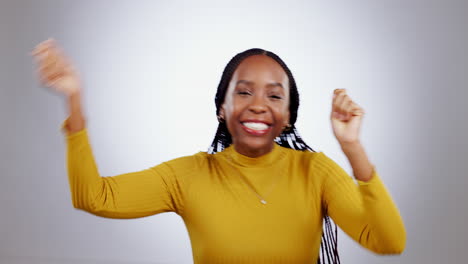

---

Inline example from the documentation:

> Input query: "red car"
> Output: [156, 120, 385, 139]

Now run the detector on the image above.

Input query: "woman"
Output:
[32, 39, 406, 263]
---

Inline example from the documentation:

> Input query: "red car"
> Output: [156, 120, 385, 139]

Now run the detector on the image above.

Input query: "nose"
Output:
[248, 93, 267, 114]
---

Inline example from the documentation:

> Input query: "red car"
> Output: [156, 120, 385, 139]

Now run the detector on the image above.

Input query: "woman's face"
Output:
[220, 54, 290, 157]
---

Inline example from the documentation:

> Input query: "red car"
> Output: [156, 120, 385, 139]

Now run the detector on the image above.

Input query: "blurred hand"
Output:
[330, 88, 365, 145]
[32, 38, 81, 96]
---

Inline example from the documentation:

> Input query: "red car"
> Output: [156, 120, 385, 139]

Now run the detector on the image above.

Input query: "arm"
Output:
[60, 88, 183, 217]
[61, 122, 182, 218]
[340, 141, 373, 182]
[318, 151, 406, 254]
[325, 88, 406, 254]
[33, 39, 181, 218]
[62, 90, 86, 135]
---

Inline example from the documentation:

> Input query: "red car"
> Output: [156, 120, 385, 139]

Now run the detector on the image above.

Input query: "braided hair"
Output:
[207, 48, 341, 264]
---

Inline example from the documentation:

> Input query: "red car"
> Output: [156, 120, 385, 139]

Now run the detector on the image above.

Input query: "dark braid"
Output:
[207, 48, 341, 263]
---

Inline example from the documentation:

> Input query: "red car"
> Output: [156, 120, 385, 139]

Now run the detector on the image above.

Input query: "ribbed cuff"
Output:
[356, 165, 378, 186]
[60, 117, 87, 139]
[357, 168, 388, 202]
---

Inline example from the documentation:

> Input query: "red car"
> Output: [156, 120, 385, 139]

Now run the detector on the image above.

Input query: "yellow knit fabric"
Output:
[61, 120, 406, 263]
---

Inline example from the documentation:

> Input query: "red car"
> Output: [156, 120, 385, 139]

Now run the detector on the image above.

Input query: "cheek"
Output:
[224, 107, 242, 133]
[225, 99, 247, 119]
[273, 104, 289, 120]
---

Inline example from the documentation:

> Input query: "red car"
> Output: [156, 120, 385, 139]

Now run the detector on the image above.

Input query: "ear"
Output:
[219, 104, 225, 118]
[285, 110, 290, 126]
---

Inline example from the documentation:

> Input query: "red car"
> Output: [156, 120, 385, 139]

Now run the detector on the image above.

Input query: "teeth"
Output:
[242, 122, 269, 130]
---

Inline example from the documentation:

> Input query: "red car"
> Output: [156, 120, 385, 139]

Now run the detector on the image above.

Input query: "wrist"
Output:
[66, 85, 82, 97]
[339, 140, 362, 153]
[66, 88, 85, 119]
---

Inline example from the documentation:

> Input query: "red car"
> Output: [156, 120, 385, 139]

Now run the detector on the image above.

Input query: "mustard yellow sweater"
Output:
[61, 121, 406, 263]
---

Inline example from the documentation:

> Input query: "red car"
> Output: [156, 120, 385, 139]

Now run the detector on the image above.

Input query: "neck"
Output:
[233, 143, 274, 158]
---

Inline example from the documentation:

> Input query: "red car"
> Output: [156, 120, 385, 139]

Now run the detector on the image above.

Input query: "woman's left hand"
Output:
[330, 89, 365, 145]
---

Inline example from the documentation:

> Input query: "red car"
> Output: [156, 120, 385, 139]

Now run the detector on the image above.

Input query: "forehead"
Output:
[232, 55, 289, 86]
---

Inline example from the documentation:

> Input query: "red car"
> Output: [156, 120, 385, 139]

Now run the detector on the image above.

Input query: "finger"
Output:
[39, 67, 65, 84]
[344, 100, 364, 115]
[33, 43, 63, 64]
[37, 67, 59, 84]
[37, 50, 69, 75]
[47, 71, 66, 84]
[333, 88, 345, 101]
[38, 58, 57, 72]
[40, 46, 62, 63]
[37, 55, 66, 76]
[351, 105, 365, 116]
[32, 42, 49, 56]
[38, 63, 61, 79]
[333, 91, 347, 114]
[331, 89, 346, 120]
[32, 43, 52, 58]
[339, 95, 352, 111]
[331, 111, 341, 120]
[39, 54, 67, 73]
[31, 38, 56, 56]
[332, 89, 347, 112]
[340, 97, 353, 119]
[333, 88, 345, 95]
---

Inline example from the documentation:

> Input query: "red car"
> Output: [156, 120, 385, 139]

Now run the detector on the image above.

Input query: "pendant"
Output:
[260, 199, 267, 204]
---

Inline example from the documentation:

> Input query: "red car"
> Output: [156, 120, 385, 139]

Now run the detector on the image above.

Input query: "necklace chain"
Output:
[225, 155, 285, 205]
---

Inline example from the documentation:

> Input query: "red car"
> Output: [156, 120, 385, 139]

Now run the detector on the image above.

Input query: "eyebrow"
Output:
[236, 80, 284, 89]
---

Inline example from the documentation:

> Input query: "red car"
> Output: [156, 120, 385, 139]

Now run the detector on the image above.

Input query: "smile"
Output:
[241, 122, 272, 136]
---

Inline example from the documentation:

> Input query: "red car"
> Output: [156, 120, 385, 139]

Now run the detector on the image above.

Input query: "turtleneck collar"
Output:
[219, 143, 287, 168]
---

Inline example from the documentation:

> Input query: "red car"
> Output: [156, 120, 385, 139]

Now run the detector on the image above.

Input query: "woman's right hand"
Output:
[32, 38, 82, 96]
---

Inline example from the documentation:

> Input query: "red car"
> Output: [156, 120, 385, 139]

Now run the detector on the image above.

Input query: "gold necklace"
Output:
[225, 155, 286, 205]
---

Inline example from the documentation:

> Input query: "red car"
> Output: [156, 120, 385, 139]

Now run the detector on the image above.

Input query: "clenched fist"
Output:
[32, 38, 81, 96]
[330, 88, 365, 145]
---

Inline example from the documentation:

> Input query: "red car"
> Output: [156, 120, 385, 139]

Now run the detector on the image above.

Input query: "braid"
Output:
[208, 48, 340, 263]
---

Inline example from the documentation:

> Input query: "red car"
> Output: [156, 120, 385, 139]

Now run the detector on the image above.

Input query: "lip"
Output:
[240, 119, 272, 126]
[240, 122, 272, 136]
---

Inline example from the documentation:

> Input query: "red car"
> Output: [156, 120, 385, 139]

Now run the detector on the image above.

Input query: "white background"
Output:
[1, 0, 467, 263]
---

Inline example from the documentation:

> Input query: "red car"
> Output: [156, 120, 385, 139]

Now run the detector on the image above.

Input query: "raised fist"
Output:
[32, 38, 81, 96]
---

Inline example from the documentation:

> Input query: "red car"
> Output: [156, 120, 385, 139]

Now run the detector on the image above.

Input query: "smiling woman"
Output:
[209, 49, 313, 154]
[208, 48, 344, 262]
[219, 54, 291, 157]
[33, 40, 406, 264]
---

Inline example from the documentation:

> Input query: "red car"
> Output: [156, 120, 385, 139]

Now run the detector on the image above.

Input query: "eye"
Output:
[269, 95, 283, 100]
[237, 91, 251, 96]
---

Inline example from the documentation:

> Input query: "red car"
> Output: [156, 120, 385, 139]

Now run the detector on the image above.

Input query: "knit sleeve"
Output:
[60, 117, 185, 218]
[315, 152, 406, 254]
